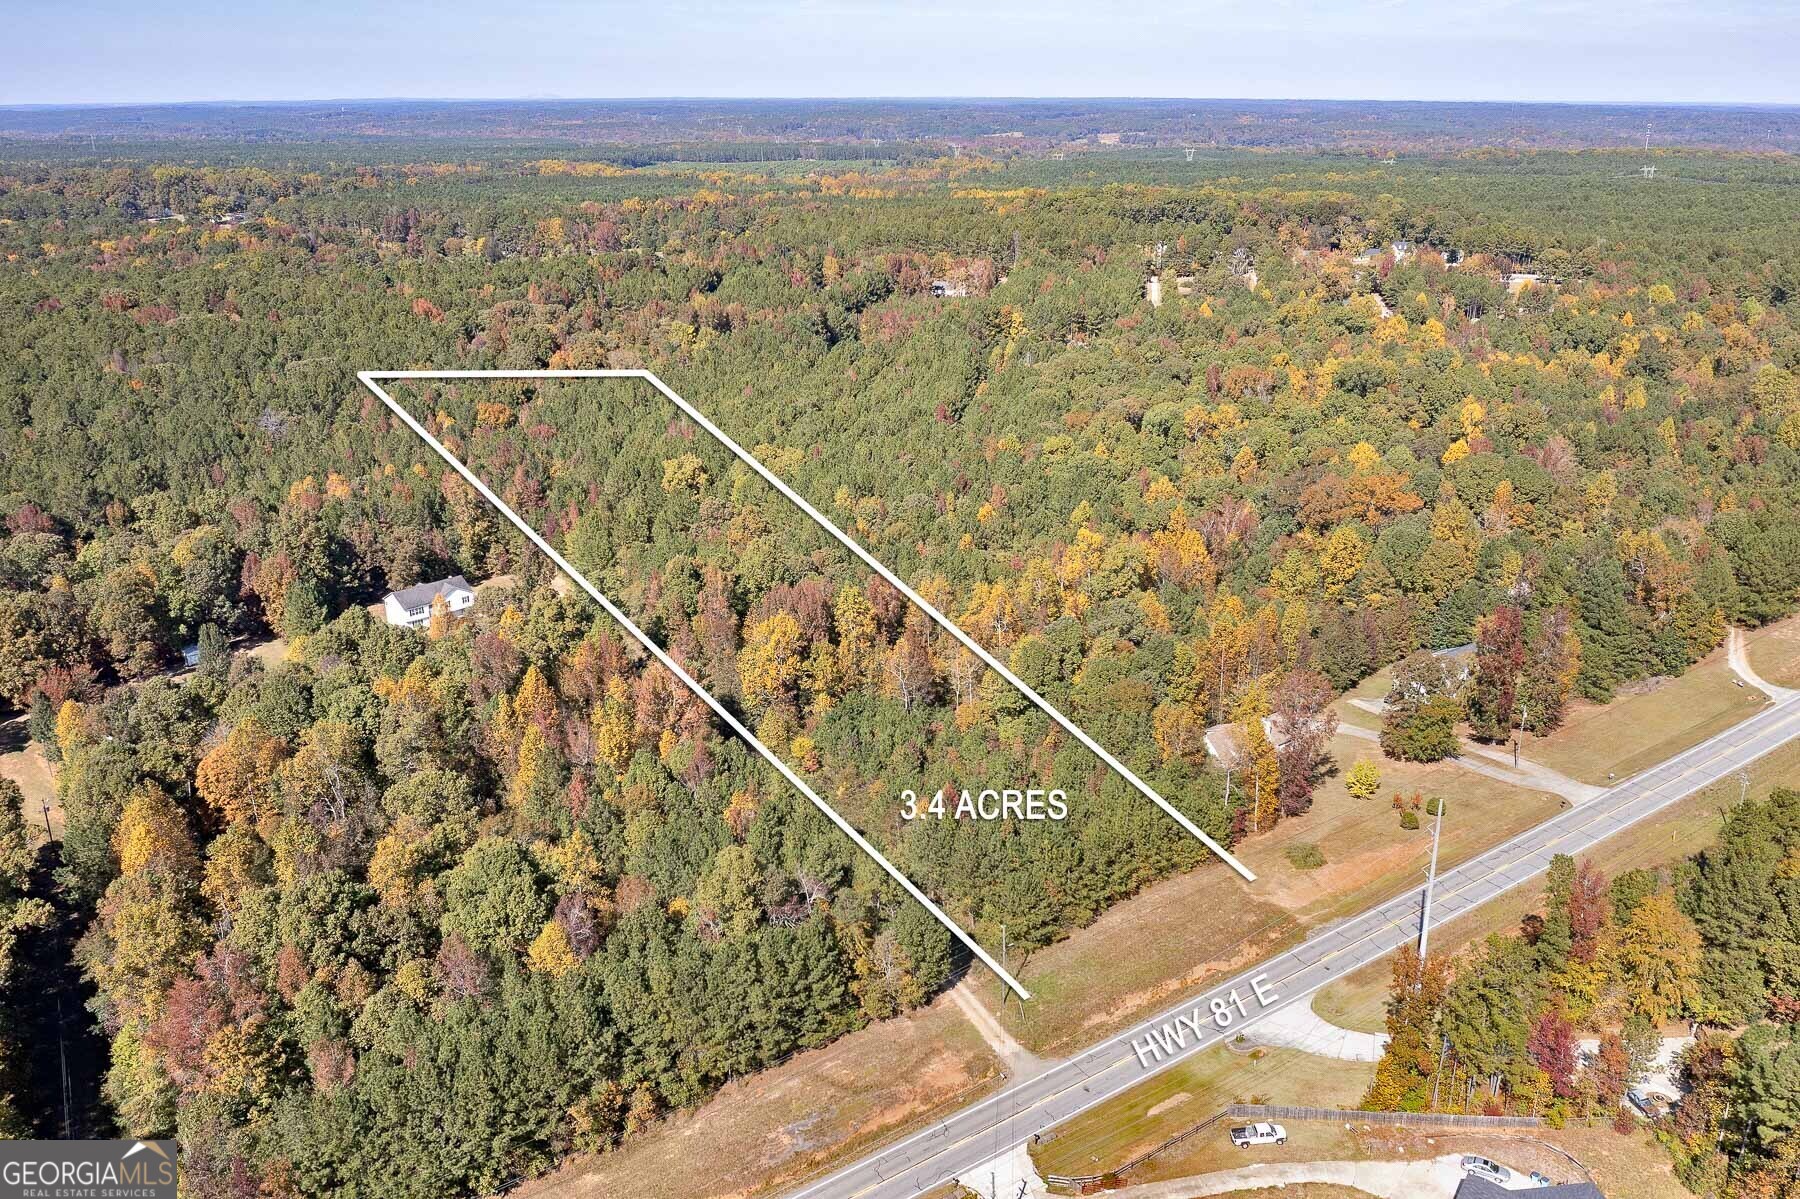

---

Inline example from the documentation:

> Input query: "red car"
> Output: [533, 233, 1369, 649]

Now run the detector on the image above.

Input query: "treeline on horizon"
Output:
[4, 96, 1800, 153]
[0, 146, 1797, 1194]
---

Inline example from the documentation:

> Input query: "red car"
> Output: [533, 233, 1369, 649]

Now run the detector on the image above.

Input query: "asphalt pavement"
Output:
[782, 692, 1800, 1199]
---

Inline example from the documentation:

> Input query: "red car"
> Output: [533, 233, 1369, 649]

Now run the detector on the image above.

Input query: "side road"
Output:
[1337, 721, 1604, 803]
[782, 691, 1800, 1199]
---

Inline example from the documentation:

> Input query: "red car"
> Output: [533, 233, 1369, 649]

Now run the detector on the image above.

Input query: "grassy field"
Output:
[1333, 670, 1392, 733]
[1338, 628, 1783, 791]
[1030, 1045, 1375, 1181]
[976, 733, 1560, 1056]
[1746, 618, 1800, 689]
[1195, 1180, 1375, 1188]
[1526, 645, 1764, 786]
[516, 994, 1001, 1199]
[1312, 730, 1800, 1036]
[1121, 1118, 1690, 1199]
[0, 719, 58, 839]
[526, 627, 1789, 1199]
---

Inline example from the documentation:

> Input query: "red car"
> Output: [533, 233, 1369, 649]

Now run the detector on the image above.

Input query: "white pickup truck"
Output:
[1228, 1121, 1287, 1148]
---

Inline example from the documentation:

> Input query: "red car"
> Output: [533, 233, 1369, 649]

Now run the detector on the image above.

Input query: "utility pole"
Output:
[999, 922, 1007, 1015]
[1514, 704, 1527, 769]
[1418, 798, 1446, 961]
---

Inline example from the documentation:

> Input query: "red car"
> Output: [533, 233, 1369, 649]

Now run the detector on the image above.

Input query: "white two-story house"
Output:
[381, 574, 476, 630]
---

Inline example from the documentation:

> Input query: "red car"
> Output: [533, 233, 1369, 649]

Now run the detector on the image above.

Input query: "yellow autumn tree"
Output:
[199, 825, 267, 913]
[427, 593, 453, 638]
[1148, 508, 1214, 591]
[367, 816, 431, 907]
[527, 920, 579, 977]
[513, 664, 558, 735]
[592, 677, 635, 774]
[1615, 891, 1702, 1021]
[660, 453, 709, 495]
[1345, 441, 1381, 475]
[1151, 701, 1208, 765]
[833, 585, 879, 685]
[1319, 526, 1368, 602]
[539, 827, 608, 894]
[1238, 718, 1282, 833]
[739, 612, 803, 715]
[195, 720, 286, 827]
[115, 784, 197, 877]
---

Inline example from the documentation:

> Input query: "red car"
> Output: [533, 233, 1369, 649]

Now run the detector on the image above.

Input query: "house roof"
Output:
[387, 574, 473, 610]
[1203, 716, 1293, 763]
[1454, 1178, 1603, 1199]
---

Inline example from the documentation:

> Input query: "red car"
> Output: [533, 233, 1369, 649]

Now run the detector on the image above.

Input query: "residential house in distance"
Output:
[1203, 715, 1293, 764]
[382, 574, 475, 630]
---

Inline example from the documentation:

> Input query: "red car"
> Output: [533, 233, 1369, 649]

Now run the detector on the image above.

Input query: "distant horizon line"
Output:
[5, 95, 1799, 111]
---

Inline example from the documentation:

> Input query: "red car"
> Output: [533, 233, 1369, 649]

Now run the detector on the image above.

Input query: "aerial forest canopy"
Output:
[0, 143, 1798, 1195]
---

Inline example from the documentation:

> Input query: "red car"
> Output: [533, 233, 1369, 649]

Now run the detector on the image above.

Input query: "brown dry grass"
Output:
[975, 734, 1559, 1056]
[1745, 617, 1800, 689]
[1031, 1045, 1376, 1180]
[1121, 1118, 1687, 1199]
[1526, 645, 1764, 786]
[514, 994, 1001, 1199]
[1313, 730, 1800, 1036]
[0, 725, 59, 839]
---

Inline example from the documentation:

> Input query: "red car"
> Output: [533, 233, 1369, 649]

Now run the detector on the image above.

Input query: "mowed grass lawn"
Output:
[517, 996, 1000, 1199]
[0, 719, 59, 838]
[1526, 644, 1764, 786]
[1746, 616, 1800, 689]
[1122, 1119, 1689, 1199]
[1311, 731, 1800, 1035]
[1333, 669, 1392, 733]
[1030, 1046, 1375, 1181]
[980, 733, 1560, 1056]
[537, 631, 1785, 1199]
[1094, 1185, 1375, 1199]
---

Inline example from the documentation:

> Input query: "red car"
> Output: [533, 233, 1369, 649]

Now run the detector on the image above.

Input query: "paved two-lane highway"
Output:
[784, 692, 1800, 1199]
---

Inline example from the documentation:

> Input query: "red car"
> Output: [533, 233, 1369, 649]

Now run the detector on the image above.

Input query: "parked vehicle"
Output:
[1461, 1155, 1513, 1184]
[1228, 1121, 1287, 1148]
[1628, 1089, 1670, 1119]
[1529, 1172, 1554, 1187]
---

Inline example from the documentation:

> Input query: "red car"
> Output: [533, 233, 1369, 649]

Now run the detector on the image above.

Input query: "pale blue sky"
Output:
[9, 0, 1798, 106]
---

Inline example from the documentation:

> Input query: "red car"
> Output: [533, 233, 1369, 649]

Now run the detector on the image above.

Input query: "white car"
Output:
[1461, 1155, 1513, 1184]
[1229, 1121, 1287, 1148]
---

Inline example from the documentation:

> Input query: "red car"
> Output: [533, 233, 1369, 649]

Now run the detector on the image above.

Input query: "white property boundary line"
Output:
[360, 369, 1259, 988]
[361, 370, 1029, 998]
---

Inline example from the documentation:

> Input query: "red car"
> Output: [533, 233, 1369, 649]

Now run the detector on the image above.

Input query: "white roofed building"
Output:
[382, 574, 475, 630]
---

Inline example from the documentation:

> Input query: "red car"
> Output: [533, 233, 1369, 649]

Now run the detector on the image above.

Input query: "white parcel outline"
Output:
[361, 369, 1259, 997]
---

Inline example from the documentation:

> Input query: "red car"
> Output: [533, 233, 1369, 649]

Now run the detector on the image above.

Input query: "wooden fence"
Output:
[1226, 1102, 1542, 1130]
[1043, 1103, 1541, 1192]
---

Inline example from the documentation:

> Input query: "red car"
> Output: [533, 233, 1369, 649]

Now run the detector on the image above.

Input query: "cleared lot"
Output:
[516, 995, 1000, 1199]
[1031, 1046, 1375, 1180]
[1119, 1119, 1687, 1199]
[1522, 644, 1763, 786]
[976, 734, 1558, 1056]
